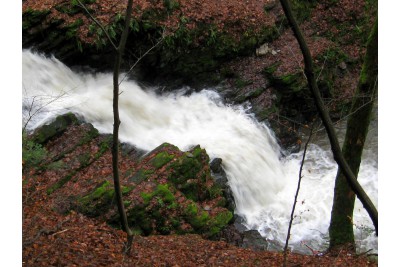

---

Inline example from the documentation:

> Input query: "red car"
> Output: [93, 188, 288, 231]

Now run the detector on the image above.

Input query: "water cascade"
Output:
[22, 50, 378, 254]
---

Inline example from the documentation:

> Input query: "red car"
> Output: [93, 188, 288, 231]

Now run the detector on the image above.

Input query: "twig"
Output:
[313, 95, 376, 134]
[283, 122, 315, 266]
[316, 47, 330, 82]
[287, 45, 306, 79]
[333, 246, 345, 265]
[23, 218, 70, 248]
[119, 34, 165, 85]
[76, 0, 118, 51]
[22, 88, 69, 132]
[51, 229, 70, 236]
[301, 241, 320, 256]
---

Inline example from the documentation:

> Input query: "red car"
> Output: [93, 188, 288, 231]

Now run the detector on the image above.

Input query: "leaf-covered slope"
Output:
[23, 114, 377, 266]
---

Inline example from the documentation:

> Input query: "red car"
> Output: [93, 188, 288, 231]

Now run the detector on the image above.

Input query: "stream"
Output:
[22, 49, 377, 254]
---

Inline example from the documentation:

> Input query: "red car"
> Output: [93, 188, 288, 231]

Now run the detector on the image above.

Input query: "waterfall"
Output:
[22, 50, 378, 254]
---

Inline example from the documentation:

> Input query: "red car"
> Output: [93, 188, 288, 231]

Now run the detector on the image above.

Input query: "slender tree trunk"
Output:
[329, 19, 378, 249]
[112, 0, 134, 254]
[277, 0, 378, 233]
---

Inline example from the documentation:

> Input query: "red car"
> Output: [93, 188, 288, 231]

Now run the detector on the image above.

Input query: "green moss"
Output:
[47, 135, 110, 195]
[75, 180, 133, 218]
[263, 63, 305, 95]
[184, 202, 208, 229]
[65, 18, 83, 39]
[141, 184, 176, 205]
[234, 87, 265, 103]
[32, 113, 78, 145]
[191, 211, 210, 229]
[185, 202, 198, 216]
[234, 78, 253, 89]
[129, 169, 154, 184]
[131, 184, 179, 235]
[255, 104, 279, 121]
[208, 184, 223, 199]
[123, 200, 131, 207]
[212, 211, 233, 228]
[77, 152, 91, 165]
[263, 63, 279, 77]
[45, 160, 65, 170]
[22, 8, 51, 30]
[77, 186, 113, 214]
[150, 151, 175, 169]
[289, 0, 317, 22]
[125, 205, 153, 235]
[163, 0, 180, 11]
[22, 132, 47, 169]
[140, 192, 152, 204]
[183, 201, 232, 236]
[47, 173, 75, 195]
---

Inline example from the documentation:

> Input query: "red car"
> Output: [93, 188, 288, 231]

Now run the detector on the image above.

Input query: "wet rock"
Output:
[32, 113, 79, 144]
[241, 230, 269, 251]
[338, 61, 347, 70]
[210, 158, 236, 211]
[256, 43, 273, 56]
[210, 158, 224, 174]
[76, 143, 233, 237]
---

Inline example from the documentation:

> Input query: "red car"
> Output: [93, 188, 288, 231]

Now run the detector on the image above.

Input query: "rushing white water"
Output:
[22, 50, 378, 254]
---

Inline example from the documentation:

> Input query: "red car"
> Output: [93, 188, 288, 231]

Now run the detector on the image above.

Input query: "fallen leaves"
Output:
[23, 120, 377, 266]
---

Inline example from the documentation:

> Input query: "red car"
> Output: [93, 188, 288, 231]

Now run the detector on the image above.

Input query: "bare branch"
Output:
[283, 122, 314, 267]
[76, 0, 118, 51]
[119, 33, 165, 85]
[23, 90, 69, 132]
[316, 47, 330, 82]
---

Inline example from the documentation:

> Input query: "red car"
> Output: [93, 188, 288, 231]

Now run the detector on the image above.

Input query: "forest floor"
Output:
[23, 173, 377, 266]
[22, 168, 377, 266]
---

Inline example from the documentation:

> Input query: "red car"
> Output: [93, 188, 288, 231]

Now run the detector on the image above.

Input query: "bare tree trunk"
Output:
[277, 0, 378, 234]
[329, 19, 378, 250]
[112, 0, 134, 254]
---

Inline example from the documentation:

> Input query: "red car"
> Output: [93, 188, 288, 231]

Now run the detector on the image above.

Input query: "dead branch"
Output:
[283, 122, 314, 267]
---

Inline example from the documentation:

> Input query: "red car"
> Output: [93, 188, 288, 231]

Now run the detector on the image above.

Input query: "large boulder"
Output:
[74, 143, 233, 237]
[32, 113, 79, 145]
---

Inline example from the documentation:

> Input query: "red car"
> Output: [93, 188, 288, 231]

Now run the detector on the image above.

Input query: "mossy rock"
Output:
[72, 142, 232, 237]
[263, 65, 305, 94]
[150, 151, 175, 169]
[128, 169, 154, 183]
[167, 145, 211, 201]
[75, 180, 134, 217]
[184, 200, 233, 237]
[75, 180, 115, 217]
[32, 113, 79, 144]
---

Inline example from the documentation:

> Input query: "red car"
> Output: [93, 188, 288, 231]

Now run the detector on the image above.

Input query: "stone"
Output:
[256, 43, 271, 56]
[32, 113, 79, 144]
[338, 61, 347, 70]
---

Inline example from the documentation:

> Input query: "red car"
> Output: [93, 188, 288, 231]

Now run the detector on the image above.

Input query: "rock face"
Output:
[32, 112, 79, 144]
[210, 158, 236, 211]
[25, 114, 233, 238]
[75, 142, 233, 237]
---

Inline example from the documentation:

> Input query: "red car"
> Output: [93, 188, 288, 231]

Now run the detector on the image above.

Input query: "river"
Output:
[22, 49, 377, 254]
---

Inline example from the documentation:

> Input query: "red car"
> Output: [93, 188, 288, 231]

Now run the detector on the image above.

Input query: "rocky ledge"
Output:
[24, 113, 272, 249]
